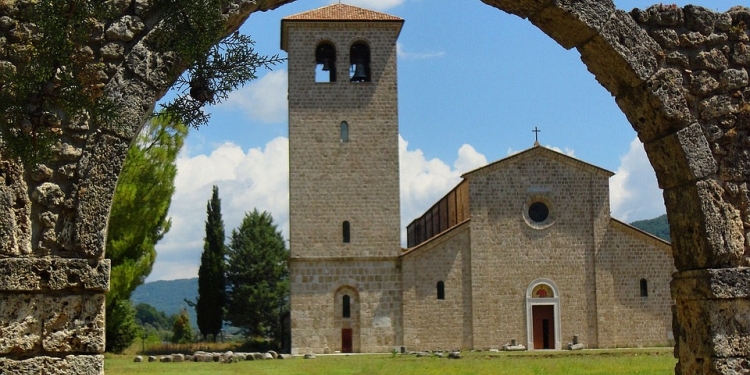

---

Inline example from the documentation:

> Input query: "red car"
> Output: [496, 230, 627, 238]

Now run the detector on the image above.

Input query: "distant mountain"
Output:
[131, 278, 198, 325]
[629, 214, 670, 242]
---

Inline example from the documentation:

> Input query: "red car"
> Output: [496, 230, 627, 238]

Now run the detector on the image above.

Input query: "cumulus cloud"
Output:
[399, 136, 488, 244]
[151, 135, 486, 280]
[397, 42, 446, 60]
[609, 137, 665, 222]
[214, 69, 288, 123]
[328, 0, 405, 11]
[150, 137, 289, 281]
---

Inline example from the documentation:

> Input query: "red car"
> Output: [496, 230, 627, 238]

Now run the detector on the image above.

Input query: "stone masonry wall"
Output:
[599, 221, 674, 348]
[286, 22, 402, 260]
[401, 223, 472, 351]
[289, 258, 402, 355]
[467, 149, 611, 349]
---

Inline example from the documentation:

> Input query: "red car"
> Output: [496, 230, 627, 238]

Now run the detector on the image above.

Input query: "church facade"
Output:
[284, 4, 674, 355]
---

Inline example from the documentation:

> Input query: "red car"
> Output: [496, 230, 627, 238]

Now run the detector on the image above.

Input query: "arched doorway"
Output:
[526, 279, 561, 350]
[334, 286, 360, 353]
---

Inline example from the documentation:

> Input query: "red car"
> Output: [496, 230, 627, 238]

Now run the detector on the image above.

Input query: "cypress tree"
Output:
[195, 185, 226, 341]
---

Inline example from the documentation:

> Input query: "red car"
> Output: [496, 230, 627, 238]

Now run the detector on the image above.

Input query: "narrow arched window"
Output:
[343, 295, 351, 318]
[437, 281, 445, 300]
[349, 42, 371, 82]
[343, 221, 351, 243]
[315, 43, 336, 83]
[640, 278, 648, 297]
[340, 121, 349, 142]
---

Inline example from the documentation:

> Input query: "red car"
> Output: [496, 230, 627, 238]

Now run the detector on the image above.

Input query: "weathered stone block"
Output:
[675, 298, 750, 358]
[672, 268, 750, 301]
[0, 356, 43, 374]
[643, 123, 716, 189]
[126, 43, 176, 93]
[75, 133, 129, 258]
[44, 355, 104, 375]
[664, 180, 745, 270]
[579, 10, 662, 97]
[530, 0, 615, 49]
[0, 294, 42, 354]
[0, 258, 110, 292]
[616, 68, 694, 143]
[0, 186, 18, 255]
[42, 294, 105, 353]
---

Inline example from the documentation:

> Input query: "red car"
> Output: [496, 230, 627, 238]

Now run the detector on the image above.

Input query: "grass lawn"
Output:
[105, 348, 676, 375]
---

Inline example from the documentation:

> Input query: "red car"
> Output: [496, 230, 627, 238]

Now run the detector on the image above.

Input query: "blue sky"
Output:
[146, 0, 741, 281]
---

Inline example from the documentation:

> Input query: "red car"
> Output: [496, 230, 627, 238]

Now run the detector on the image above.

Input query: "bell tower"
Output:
[282, 4, 404, 354]
[282, 6, 403, 259]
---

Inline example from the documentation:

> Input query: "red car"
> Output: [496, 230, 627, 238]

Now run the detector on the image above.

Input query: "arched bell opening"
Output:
[349, 42, 371, 82]
[315, 42, 336, 82]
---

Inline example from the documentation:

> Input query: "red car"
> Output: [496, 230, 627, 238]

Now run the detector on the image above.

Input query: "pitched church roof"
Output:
[281, 4, 404, 50]
[282, 3, 403, 22]
[462, 144, 614, 180]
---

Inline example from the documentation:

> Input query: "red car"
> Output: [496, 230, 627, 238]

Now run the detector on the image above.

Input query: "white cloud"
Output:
[399, 136, 487, 244]
[214, 69, 288, 123]
[610, 137, 665, 222]
[397, 42, 446, 60]
[151, 135, 485, 280]
[328, 0, 405, 11]
[149, 137, 289, 281]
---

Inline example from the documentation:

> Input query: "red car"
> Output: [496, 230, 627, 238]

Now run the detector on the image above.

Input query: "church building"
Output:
[283, 4, 674, 355]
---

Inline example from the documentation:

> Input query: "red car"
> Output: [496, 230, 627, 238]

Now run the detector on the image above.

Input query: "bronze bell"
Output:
[350, 63, 368, 82]
[321, 59, 332, 71]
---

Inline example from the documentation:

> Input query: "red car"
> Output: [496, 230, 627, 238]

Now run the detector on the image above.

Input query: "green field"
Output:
[105, 348, 676, 375]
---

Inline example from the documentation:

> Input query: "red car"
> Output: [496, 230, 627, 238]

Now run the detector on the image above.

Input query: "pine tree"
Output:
[104, 114, 187, 352]
[225, 209, 289, 343]
[195, 185, 226, 341]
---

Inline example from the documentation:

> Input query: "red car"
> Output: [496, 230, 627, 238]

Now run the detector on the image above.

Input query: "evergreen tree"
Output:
[171, 309, 194, 344]
[225, 209, 289, 343]
[105, 299, 140, 354]
[195, 186, 226, 341]
[104, 114, 187, 352]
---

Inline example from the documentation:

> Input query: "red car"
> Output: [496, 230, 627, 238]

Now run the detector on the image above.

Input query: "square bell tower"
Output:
[282, 5, 403, 259]
[282, 4, 405, 355]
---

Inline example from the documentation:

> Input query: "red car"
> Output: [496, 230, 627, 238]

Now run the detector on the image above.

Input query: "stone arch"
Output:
[333, 285, 361, 353]
[1, 1, 748, 374]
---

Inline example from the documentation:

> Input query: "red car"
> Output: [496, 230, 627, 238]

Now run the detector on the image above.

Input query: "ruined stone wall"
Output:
[0, 1, 291, 373]
[401, 223, 472, 351]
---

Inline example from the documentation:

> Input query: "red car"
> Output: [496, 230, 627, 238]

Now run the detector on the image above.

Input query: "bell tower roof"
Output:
[281, 3, 403, 50]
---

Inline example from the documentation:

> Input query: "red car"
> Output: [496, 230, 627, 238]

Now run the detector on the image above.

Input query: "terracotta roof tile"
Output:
[283, 3, 403, 22]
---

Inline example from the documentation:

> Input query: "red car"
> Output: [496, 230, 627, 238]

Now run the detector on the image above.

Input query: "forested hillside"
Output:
[629, 214, 670, 242]
[131, 278, 198, 326]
